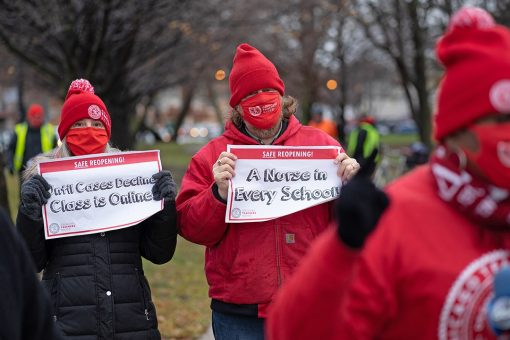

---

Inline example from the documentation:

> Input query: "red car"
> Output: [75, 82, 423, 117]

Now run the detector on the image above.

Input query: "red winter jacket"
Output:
[176, 116, 341, 317]
[268, 165, 510, 339]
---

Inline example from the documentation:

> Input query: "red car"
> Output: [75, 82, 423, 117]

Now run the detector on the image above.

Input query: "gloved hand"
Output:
[20, 175, 51, 221]
[336, 152, 389, 249]
[152, 170, 177, 202]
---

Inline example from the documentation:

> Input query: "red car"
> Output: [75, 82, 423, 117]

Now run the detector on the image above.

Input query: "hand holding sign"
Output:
[20, 175, 52, 221]
[335, 153, 360, 182]
[213, 151, 238, 200]
[152, 170, 177, 202]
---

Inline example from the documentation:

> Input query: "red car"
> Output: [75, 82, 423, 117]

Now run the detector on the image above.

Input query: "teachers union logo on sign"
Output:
[88, 104, 102, 119]
[438, 250, 510, 340]
[232, 208, 241, 218]
[49, 223, 60, 234]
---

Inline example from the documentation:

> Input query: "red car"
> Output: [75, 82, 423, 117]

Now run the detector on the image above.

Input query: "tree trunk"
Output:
[409, 0, 432, 147]
[0, 151, 11, 222]
[337, 43, 348, 144]
[171, 85, 196, 142]
[17, 60, 25, 122]
[103, 94, 138, 150]
[207, 83, 224, 129]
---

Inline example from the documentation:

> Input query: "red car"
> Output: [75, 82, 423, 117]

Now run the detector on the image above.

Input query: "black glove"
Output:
[152, 170, 177, 202]
[20, 175, 51, 221]
[336, 157, 389, 249]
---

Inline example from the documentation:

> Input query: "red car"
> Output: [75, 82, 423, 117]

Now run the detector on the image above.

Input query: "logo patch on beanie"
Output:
[88, 105, 102, 120]
[490, 80, 510, 113]
[497, 142, 510, 167]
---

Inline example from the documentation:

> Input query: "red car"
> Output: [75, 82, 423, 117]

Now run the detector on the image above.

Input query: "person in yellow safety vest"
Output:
[7, 104, 56, 175]
[347, 115, 381, 177]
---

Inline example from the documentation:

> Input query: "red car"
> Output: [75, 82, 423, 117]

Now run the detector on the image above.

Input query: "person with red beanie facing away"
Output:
[16, 79, 178, 339]
[267, 7, 510, 340]
[7, 103, 56, 185]
[176, 43, 360, 339]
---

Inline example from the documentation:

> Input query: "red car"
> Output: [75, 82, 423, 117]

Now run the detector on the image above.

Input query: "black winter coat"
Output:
[0, 208, 62, 340]
[17, 202, 178, 340]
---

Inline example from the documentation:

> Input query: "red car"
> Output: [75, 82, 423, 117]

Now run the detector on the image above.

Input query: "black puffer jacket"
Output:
[17, 201, 177, 340]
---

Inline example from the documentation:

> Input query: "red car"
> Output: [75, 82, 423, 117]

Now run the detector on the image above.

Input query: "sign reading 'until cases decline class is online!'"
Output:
[226, 145, 342, 223]
[39, 151, 163, 239]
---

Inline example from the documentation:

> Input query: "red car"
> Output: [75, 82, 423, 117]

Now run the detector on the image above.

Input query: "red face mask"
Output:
[240, 91, 282, 129]
[464, 122, 510, 188]
[27, 113, 44, 128]
[66, 127, 109, 156]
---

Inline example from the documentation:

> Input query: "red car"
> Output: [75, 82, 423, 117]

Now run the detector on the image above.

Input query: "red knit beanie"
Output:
[58, 79, 111, 139]
[27, 104, 44, 118]
[434, 7, 510, 141]
[229, 43, 285, 107]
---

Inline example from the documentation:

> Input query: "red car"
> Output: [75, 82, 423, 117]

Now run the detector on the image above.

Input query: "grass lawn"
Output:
[5, 142, 210, 340]
[380, 133, 418, 146]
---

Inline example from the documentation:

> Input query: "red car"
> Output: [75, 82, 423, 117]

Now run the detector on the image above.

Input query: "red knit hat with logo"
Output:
[229, 43, 285, 107]
[58, 79, 111, 139]
[434, 7, 510, 141]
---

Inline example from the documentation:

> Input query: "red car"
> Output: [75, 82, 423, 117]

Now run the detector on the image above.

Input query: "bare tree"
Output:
[0, 0, 196, 149]
[351, 0, 442, 146]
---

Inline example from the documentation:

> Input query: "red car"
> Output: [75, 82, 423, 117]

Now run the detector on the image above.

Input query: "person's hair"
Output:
[227, 95, 298, 128]
[22, 141, 119, 181]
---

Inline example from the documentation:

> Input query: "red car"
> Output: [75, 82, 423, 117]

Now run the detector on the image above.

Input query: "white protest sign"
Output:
[226, 145, 341, 223]
[39, 150, 163, 239]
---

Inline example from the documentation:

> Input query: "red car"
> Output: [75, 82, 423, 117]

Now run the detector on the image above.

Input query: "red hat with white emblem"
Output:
[228, 43, 285, 107]
[434, 7, 510, 141]
[58, 79, 111, 139]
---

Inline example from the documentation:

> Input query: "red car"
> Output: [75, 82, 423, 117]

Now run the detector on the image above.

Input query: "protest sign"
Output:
[39, 150, 163, 239]
[226, 145, 341, 223]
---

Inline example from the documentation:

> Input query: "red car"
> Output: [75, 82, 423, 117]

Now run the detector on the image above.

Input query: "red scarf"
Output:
[430, 145, 510, 230]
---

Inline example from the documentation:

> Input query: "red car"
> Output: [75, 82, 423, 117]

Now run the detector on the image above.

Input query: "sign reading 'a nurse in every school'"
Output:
[226, 145, 342, 223]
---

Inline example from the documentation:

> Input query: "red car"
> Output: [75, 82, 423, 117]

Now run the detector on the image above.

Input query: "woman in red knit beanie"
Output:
[16, 79, 178, 339]
[268, 7, 510, 340]
[177, 43, 360, 339]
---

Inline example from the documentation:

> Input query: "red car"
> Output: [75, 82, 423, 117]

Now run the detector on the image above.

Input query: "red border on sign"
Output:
[226, 146, 339, 222]
[42, 150, 163, 238]
[231, 147, 338, 160]
[40, 151, 160, 173]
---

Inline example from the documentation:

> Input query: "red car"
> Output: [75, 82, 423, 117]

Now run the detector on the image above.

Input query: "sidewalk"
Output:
[198, 324, 213, 340]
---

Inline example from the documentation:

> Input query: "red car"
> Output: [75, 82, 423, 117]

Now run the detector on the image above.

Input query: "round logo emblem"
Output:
[49, 223, 60, 234]
[88, 104, 102, 119]
[248, 106, 262, 116]
[232, 208, 241, 218]
[497, 142, 510, 167]
[489, 80, 510, 113]
[438, 250, 510, 339]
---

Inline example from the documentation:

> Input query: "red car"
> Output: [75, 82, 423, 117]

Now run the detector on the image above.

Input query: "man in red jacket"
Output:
[176, 43, 360, 339]
[267, 7, 510, 340]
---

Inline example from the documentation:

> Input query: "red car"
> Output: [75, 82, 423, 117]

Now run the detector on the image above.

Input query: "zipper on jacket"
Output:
[275, 223, 282, 286]
[134, 268, 150, 321]
[52, 272, 61, 322]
